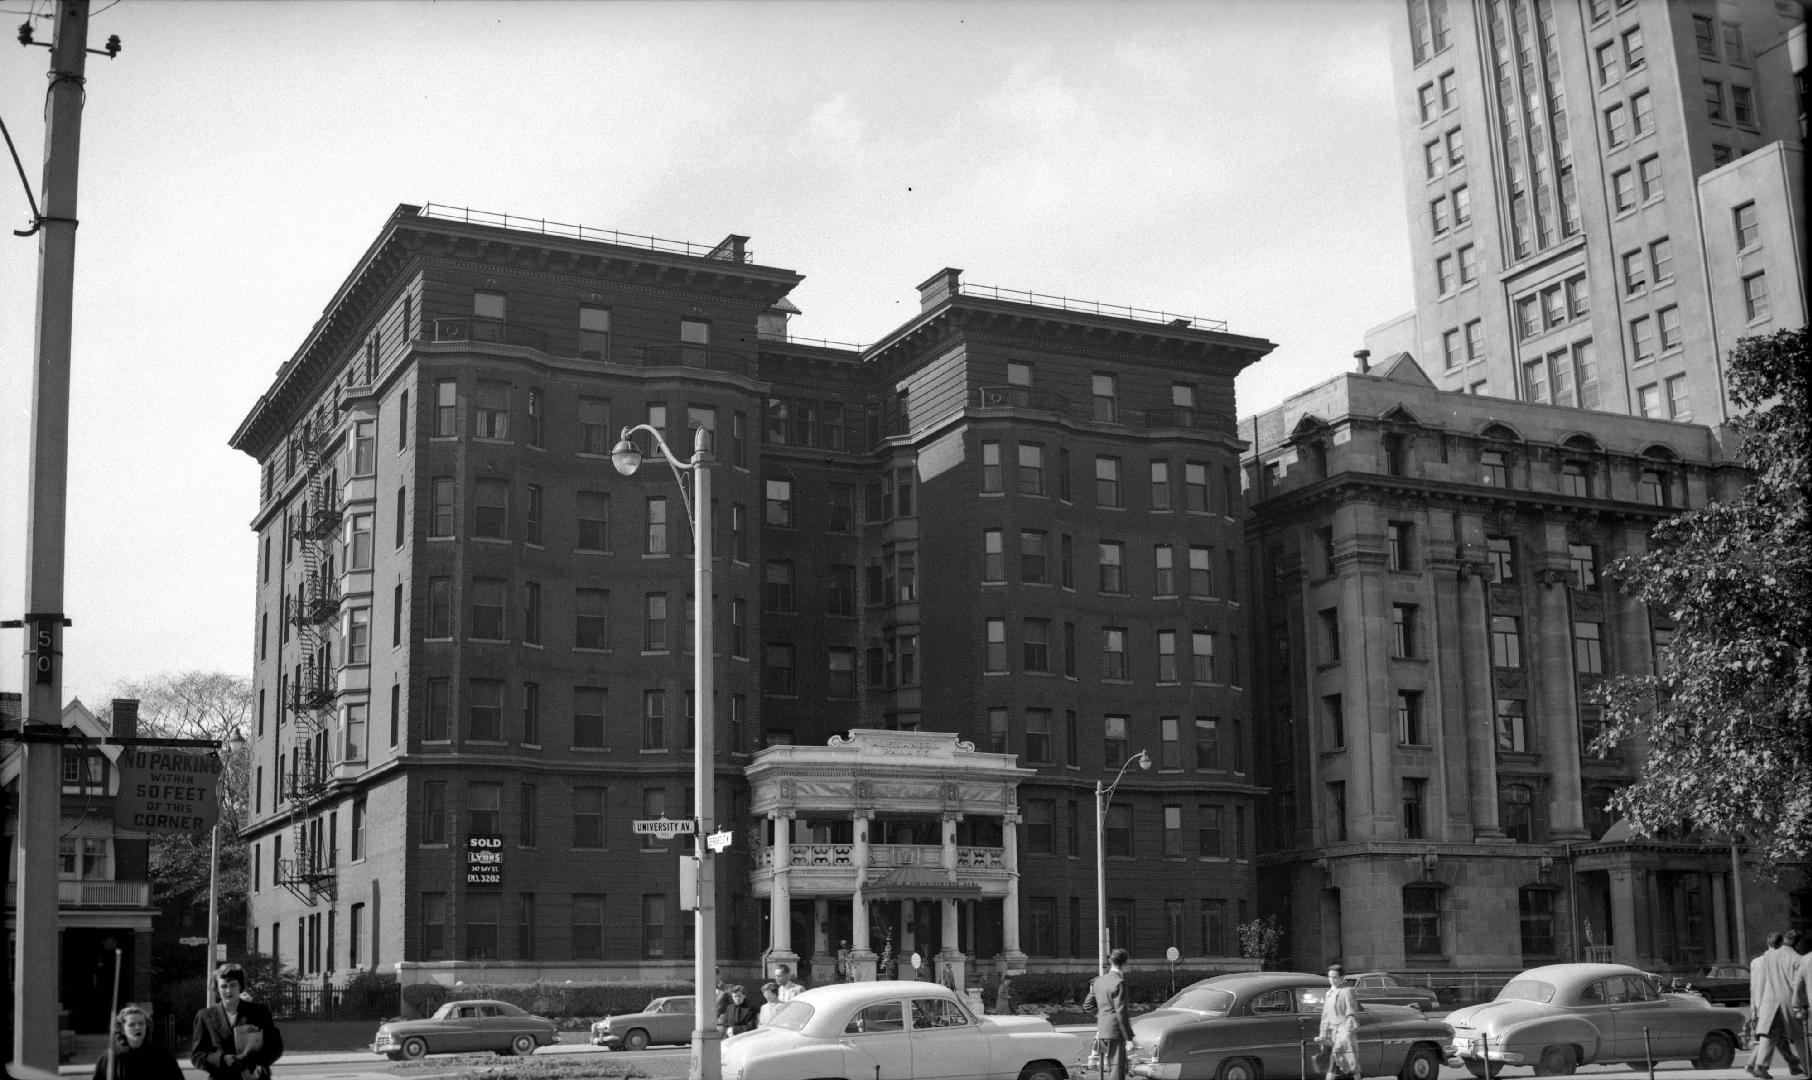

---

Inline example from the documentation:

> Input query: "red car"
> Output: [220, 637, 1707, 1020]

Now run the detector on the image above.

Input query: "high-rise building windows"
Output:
[1621, 26, 1644, 69]
[1665, 374, 1690, 420]
[1637, 156, 1662, 202]
[1457, 243, 1477, 284]
[1732, 86, 1756, 127]
[1734, 203, 1760, 250]
[1743, 273, 1770, 322]
[1630, 90, 1652, 136]
[1704, 80, 1727, 122]
[1638, 383, 1662, 418]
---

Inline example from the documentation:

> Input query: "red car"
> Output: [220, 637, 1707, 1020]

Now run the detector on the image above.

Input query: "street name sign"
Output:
[632, 818, 695, 838]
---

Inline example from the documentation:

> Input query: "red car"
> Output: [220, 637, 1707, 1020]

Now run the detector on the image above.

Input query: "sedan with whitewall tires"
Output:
[1444, 962, 1747, 1076]
[721, 980, 1081, 1080]
[1127, 971, 1453, 1080]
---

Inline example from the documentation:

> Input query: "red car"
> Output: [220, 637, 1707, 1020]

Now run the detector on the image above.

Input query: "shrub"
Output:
[401, 983, 449, 1017]
[341, 970, 401, 1019]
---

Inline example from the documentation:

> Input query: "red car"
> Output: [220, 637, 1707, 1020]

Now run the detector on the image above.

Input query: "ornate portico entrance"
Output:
[746, 729, 1034, 990]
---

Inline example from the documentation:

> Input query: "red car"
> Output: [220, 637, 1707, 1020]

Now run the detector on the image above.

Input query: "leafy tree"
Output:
[100, 672, 254, 985]
[1592, 327, 1810, 867]
[1237, 915, 1284, 970]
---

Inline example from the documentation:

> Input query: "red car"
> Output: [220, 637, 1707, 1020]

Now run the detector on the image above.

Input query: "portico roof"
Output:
[861, 865, 984, 902]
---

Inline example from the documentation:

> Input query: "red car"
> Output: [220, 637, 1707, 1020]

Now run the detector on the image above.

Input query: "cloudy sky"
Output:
[0, 0, 1412, 706]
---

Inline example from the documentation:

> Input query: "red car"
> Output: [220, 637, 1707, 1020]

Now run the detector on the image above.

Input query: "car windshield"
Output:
[764, 1001, 814, 1032]
[1161, 987, 1236, 1014]
[1496, 980, 1557, 1003]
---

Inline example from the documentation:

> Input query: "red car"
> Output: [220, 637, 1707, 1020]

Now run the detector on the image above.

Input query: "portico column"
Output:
[1710, 872, 1730, 961]
[768, 811, 798, 967]
[1000, 812, 1026, 964]
[938, 813, 963, 986]
[1608, 868, 1638, 966]
[850, 811, 876, 980]
[813, 898, 831, 969]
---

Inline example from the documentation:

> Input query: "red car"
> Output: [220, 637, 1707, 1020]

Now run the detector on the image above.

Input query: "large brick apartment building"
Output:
[231, 204, 1272, 986]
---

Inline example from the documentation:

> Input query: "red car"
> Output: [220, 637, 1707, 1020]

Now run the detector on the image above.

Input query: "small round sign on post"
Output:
[1167, 946, 1181, 996]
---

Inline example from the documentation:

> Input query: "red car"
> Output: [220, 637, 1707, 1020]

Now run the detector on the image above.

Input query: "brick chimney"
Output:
[1354, 349, 1372, 374]
[111, 698, 140, 739]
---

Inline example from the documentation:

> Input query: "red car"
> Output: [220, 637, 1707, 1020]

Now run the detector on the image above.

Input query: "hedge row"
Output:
[401, 981, 692, 1020]
[396, 969, 1236, 1020]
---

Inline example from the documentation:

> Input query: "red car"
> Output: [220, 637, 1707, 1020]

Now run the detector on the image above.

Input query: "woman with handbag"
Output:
[190, 964, 284, 1080]
[1318, 964, 1364, 1080]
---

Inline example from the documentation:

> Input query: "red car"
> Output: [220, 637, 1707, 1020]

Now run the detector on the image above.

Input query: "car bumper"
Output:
[1450, 1037, 1527, 1064]
[591, 1033, 622, 1048]
[371, 1036, 401, 1054]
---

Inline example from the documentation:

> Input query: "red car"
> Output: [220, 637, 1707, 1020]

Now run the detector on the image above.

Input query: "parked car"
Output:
[1445, 962, 1747, 1076]
[720, 980, 1080, 1080]
[1127, 971, 1452, 1080]
[592, 994, 696, 1051]
[1675, 963, 1751, 1007]
[1351, 972, 1442, 1012]
[371, 999, 558, 1060]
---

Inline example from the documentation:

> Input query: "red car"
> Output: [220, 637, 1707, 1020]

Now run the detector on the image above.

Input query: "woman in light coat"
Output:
[1319, 964, 1363, 1080]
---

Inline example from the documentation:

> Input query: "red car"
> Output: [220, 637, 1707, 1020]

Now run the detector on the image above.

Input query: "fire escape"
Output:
[278, 412, 341, 906]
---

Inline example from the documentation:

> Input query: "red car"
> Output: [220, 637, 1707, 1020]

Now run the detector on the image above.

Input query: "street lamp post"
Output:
[612, 424, 719, 1080]
[1096, 750, 1151, 975]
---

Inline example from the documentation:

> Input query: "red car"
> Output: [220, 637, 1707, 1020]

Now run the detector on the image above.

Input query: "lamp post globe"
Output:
[610, 438, 644, 476]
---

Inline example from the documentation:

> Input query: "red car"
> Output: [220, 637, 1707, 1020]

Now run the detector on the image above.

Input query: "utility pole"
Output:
[14, 1, 92, 1068]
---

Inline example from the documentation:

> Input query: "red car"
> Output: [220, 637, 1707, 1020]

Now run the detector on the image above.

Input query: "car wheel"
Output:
[400, 1037, 428, 1061]
[1464, 1062, 1503, 1079]
[623, 1029, 650, 1052]
[1399, 1044, 1442, 1080]
[511, 1035, 536, 1056]
[1692, 1031, 1735, 1070]
[1018, 1061, 1067, 1080]
[1218, 1057, 1260, 1080]
[1536, 1045, 1576, 1076]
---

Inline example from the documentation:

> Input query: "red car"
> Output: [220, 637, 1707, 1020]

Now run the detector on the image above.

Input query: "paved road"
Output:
[56, 1035, 1798, 1080]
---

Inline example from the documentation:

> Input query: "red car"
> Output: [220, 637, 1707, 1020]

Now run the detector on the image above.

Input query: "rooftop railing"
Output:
[960, 281, 1228, 333]
[417, 203, 754, 263]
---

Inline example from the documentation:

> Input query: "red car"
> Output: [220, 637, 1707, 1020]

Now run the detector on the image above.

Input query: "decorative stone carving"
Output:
[1573, 594, 1604, 621]
[1493, 669, 1529, 696]
[1534, 567, 1576, 589]
[1489, 584, 1523, 610]
[1458, 560, 1495, 582]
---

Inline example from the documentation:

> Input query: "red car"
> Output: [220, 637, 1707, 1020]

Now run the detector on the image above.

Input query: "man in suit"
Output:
[1792, 938, 1812, 1075]
[1086, 948, 1134, 1080]
[1751, 932, 1802, 1079]
[190, 964, 283, 1080]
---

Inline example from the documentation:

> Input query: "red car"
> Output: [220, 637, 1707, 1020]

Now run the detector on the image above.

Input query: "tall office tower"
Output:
[1371, 0, 1806, 425]
[231, 204, 1270, 991]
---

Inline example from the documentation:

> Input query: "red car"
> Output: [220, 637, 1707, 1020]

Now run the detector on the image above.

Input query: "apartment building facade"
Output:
[1242, 355, 1809, 975]
[230, 204, 1272, 986]
[1371, 0, 1806, 424]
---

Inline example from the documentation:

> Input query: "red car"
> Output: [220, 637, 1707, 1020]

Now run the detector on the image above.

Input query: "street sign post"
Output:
[632, 818, 696, 839]
[707, 829, 733, 852]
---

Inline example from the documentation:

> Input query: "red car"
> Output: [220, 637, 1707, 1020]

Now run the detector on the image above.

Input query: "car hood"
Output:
[1446, 999, 1547, 1031]
[600, 1012, 670, 1028]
